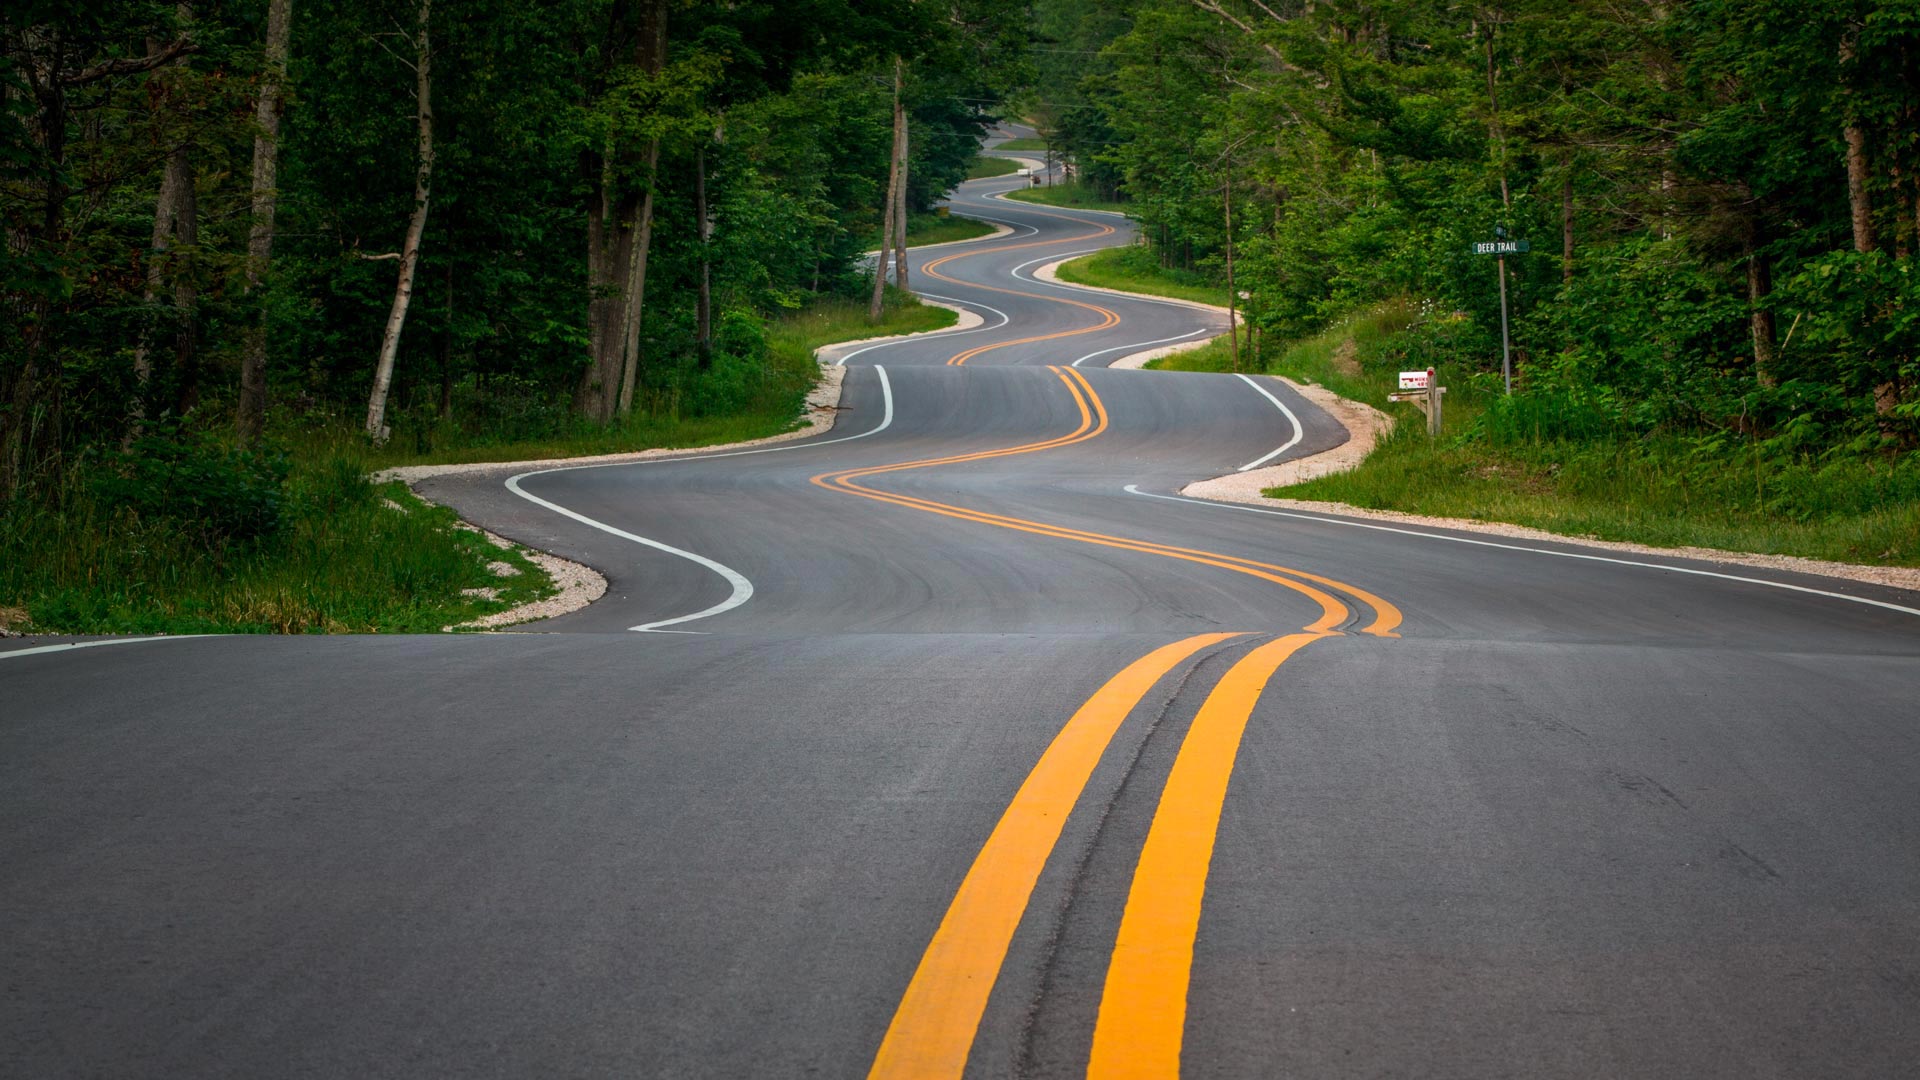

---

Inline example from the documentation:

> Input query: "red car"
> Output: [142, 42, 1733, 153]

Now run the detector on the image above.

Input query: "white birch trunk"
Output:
[365, 0, 432, 442]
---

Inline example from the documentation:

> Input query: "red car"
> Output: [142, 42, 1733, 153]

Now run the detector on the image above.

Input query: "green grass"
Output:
[905, 211, 996, 247]
[0, 290, 960, 636]
[345, 288, 954, 470]
[1002, 181, 1129, 214]
[1248, 301, 1920, 566]
[1054, 245, 1229, 308]
[994, 137, 1047, 151]
[966, 155, 1021, 179]
[0, 460, 557, 635]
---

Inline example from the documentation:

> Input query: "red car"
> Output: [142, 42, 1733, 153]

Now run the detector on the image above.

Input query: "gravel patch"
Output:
[440, 519, 608, 631]
[1182, 381, 1920, 594]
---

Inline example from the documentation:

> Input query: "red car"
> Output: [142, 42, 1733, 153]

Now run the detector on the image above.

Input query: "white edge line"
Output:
[984, 190, 1132, 218]
[503, 367, 895, 632]
[1120, 484, 1920, 620]
[1010, 251, 1230, 316]
[834, 295, 1011, 366]
[0, 634, 218, 663]
[1070, 328, 1208, 367]
[1233, 373, 1305, 471]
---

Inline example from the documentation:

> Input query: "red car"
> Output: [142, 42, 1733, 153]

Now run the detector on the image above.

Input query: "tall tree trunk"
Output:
[236, 0, 294, 446]
[1746, 236, 1778, 388]
[1841, 29, 1875, 254]
[695, 140, 712, 369]
[615, 140, 658, 418]
[1561, 167, 1574, 285]
[869, 57, 903, 322]
[166, 147, 200, 415]
[439, 261, 454, 418]
[4, 34, 72, 498]
[578, 171, 637, 420]
[132, 9, 197, 435]
[364, 0, 433, 442]
[1890, 161, 1911, 259]
[579, 0, 664, 424]
[1481, 17, 1510, 210]
[892, 74, 909, 292]
[1846, 125, 1875, 253]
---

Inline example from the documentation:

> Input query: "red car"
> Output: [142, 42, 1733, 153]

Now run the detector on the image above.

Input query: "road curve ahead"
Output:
[6, 132, 1920, 1079]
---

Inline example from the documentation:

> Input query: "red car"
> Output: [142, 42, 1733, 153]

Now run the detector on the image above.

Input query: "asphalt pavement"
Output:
[5, 130, 1919, 1078]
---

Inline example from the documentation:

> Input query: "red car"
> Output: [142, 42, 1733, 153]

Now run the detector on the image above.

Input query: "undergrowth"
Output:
[1056, 246, 1920, 566]
[2, 446, 554, 634]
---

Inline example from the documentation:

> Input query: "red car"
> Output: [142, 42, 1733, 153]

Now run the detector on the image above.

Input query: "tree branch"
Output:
[1186, 0, 1298, 72]
[62, 40, 198, 85]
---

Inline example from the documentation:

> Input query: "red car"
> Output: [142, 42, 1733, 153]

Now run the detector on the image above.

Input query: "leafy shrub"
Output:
[90, 424, 290, 547]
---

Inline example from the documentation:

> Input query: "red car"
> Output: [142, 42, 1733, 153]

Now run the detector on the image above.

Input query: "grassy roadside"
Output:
[905, 211, 996, 247]
[0, 457, 557, 635]
[1262, 305, 1920, 566]
[1002, 181, 1129, 214]
[0, 291, 959, 635]
[993, 136, 1047, 151]
[966, 155, 1021, 179]
[1047, 249, 1920, 566]
[344, 289, 953, 470]
[1272, 316, 1920, 565]
[1054, 245, 1226, 309]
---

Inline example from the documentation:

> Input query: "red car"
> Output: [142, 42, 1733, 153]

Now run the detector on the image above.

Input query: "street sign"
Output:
[1398, 370, 1430, 390]
[1471, 240, 1530, 255]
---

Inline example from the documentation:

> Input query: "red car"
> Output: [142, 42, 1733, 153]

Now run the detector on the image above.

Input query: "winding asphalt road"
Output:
[6, 132, 1920, 1078]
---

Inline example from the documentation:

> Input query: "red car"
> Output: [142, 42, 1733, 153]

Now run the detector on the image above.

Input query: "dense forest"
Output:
[2, 0, 1024, 493]
[1034, 0, 1919, 451]
[0, 0, 1022, 632]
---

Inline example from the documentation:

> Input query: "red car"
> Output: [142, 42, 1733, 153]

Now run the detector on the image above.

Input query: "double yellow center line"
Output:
[813, 369, 1400, 639]
[921, 211, 1120, 365]
[818, 367, 1397, 1077]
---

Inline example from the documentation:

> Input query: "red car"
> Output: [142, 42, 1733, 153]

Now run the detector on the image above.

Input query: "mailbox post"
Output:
[1389, 367, 1444, 436]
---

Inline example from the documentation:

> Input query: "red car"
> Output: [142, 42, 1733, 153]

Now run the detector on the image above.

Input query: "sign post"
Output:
[1389, 367, 1445, 436]
[1470, 234, 1529, 395]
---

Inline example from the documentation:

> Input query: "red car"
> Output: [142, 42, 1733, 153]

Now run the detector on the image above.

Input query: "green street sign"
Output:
[1471, 240, 1530, 255]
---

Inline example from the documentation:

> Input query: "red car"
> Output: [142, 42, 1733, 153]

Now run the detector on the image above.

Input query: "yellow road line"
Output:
[920, 214, 1121, 366]
[1086, 631, 1328, 1080]
[867, 632, 1247, 1080]
[812, 370, 1400, 636]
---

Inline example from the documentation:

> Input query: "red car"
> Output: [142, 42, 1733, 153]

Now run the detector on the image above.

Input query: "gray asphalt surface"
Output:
[5, 130, 1920, 1078]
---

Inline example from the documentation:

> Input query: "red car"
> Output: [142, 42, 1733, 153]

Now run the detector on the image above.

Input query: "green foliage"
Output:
[92, 425, 291, 547]
[1054, 245, 1226, 307]
[1, 458, 555, 634]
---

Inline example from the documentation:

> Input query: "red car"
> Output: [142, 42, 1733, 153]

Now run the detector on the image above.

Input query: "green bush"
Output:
[90, 425, 291, 547]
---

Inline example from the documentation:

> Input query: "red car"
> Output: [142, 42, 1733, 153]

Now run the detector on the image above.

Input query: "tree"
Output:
[236, 0, 295, 446]
[364, 0, 433, 442]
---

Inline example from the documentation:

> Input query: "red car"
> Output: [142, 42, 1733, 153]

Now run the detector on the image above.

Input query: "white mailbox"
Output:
[1398, 370, 1431, 390]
